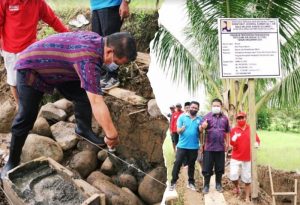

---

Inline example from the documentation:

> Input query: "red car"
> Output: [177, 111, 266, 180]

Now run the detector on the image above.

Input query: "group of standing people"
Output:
[168, 98, 260, 203]
[0, 0, 134, 179]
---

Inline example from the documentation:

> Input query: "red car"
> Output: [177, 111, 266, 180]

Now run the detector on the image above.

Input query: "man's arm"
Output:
[119, 0, 130, 20]
[39, 0, 69, 32]
[86, 91, 118, 147]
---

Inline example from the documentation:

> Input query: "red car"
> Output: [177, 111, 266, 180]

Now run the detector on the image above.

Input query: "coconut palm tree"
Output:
[152, 0, 300, 123]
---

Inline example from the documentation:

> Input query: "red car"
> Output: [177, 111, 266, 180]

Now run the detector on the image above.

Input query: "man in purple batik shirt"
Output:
[200, 98, 230, 194]
[1, 31, 137, 179]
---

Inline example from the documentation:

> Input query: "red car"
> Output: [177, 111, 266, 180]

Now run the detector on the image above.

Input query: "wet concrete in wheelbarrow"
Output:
[8, 161, 85, 205]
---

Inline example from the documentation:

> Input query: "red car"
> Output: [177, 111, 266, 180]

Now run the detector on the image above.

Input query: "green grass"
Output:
[256, 130, 300, 171]
[46, 0, 161, 10]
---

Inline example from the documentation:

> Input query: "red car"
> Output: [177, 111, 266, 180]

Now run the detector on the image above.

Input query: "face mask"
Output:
[190, 110, 198, 116]
[107, 62, 118, 72]
[211, 107, 221, 114]
[237, 120, 246, 127]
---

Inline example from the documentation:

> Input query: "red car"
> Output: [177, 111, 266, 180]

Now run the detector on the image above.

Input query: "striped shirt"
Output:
[15, 31, 104, 95]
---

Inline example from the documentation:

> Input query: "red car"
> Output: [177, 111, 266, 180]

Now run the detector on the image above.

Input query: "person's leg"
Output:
[202, 151, 214, 193]
[91, 10, 102, 35]
[186, 149, 198, 187]
[244, 183, 251, 202]
[171, 132, 178, 152]
[1, 70, 43, 178]
[2, 50, 19, 108]
[97, 6, 123, 89]
[97, 6, 122, 36]
[56, 81, 105, 145]
[241, 161, 252, 202]
[170, 148, 187, 189]
[229, 159, 241, 195]
[215, 151, 225, 192]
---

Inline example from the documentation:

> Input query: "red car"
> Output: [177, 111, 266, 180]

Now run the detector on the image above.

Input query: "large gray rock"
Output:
[138, 167, 167, 204]
[69, 150, 98, 178]
[87, 171, 113, 183]
[97, 150, 108, 162]
[119, 173, 138, 192]
[53, 98, 73, 115]
[50, 121, 78, 150]
[21, 134, 63, 163]
[90, 179, 138, 205]
[32, 117, 52, 137]
[38, 103, 67, 122]
[0, 100, 16, 133]
[77, 140, 100, 153]
[100, 157, 116, 176]
[147, 99, 162, 117]
[122, 187, 145, 205]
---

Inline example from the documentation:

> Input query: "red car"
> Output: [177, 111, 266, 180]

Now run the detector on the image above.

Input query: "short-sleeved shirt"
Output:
[203, 112, 230, 151]
[90, 0, 121, 11]
[230, 124, 260, 161]
[170, 110, 183, 133]
[15, 31, 104, 95]
[176, 114, 202, 149]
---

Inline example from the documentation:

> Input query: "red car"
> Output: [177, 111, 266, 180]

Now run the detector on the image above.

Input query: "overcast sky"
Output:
[147, 0, 206, 117]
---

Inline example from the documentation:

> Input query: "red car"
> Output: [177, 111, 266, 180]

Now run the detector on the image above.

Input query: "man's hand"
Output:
[201, 119, 208, 129]
[178, 126, 185, 134]
[232, 132, 241, 142]
[119, 1, 130, 21]
[105, 136, 119, 148]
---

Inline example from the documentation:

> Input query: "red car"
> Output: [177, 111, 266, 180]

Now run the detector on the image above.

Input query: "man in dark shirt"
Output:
[201, 98, 230, 194]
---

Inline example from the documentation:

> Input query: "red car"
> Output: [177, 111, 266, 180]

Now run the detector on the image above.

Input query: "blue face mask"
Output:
[107, 62, 119, 72]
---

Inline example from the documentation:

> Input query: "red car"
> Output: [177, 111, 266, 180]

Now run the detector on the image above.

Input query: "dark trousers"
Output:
[171, 148, 198, 184]
[92, 6, 122, 79]
[91, 6, 122, 36]
[8, 70, 93, 166]
[202, 151, 225, 177]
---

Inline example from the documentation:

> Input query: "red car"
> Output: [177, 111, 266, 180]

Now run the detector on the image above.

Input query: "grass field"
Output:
[163, 130, 300, 180]
[46, 0, 160, 10]
[257, 130, 300, 171]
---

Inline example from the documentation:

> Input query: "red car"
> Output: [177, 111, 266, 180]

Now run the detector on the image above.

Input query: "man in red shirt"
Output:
[0, 0, 69, 108]
[170, 103, 183, 152]
[229, 112, 260, 202]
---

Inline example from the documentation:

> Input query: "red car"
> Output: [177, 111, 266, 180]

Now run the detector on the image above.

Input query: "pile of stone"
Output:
[0, 97, 168, 205]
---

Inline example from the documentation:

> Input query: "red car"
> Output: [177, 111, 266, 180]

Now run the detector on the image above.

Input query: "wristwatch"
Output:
[124, 0, 131, 3]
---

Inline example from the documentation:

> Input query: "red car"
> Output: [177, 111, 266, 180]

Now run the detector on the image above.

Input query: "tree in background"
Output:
[152, 0, 300, 125]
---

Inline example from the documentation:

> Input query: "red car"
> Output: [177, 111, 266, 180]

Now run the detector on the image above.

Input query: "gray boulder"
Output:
[32, 117, 52, 137]
[50, 121, 78, 150]
[53, 98, 73, 115]
[119, 173, 138, 192]
[38, 103, 67, 122]
[21, 134, 63, 163]
[0, 100, 16, 133]
[87, 171, 113, 183]
[69, 150, 98, 178]
[138, 167, 167, 204]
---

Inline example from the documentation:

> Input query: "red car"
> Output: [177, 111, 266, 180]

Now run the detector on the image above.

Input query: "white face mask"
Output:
[212, 107, 221, 114]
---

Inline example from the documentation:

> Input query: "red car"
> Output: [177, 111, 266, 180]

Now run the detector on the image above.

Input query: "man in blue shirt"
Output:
[169, 101, 202, 192]
[90, 0, 131, 90]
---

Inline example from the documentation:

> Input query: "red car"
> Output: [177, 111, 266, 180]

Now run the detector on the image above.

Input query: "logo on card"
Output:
[9, 5, 20, 11]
